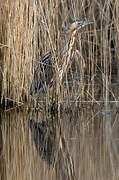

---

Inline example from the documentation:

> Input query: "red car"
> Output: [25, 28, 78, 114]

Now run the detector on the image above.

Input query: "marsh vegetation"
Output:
[0, 0, 119, 179]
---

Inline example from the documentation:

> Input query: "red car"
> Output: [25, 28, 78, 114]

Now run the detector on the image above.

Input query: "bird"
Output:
[30, 51, 55, 94]
[30, 20, 93, 95]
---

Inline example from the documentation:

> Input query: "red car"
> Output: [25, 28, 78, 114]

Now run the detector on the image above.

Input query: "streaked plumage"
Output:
[30, 20, 93, 95]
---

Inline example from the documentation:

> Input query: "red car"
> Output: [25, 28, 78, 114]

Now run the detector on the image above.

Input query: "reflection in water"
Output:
[29, 118, 76, 180]
[0, 114, 6, 180]
[29, 120, 56, 165]
[0, 125, 3, 155]
[1, 104, 119, 180]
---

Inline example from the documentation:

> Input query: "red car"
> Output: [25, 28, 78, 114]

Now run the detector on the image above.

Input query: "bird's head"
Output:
[65, 20, 93, 35]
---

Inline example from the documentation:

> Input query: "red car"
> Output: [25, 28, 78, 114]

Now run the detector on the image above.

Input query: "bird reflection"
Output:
[29, 120, 56, 165]
[29, 119, 76, 179]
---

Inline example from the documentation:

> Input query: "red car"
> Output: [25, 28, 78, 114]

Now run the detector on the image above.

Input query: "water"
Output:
[0, 103, 119, 180]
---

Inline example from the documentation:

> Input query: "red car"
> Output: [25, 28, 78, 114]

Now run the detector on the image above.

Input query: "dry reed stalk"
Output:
[0, 0, 119, 105]
[1, 0, 39, 103]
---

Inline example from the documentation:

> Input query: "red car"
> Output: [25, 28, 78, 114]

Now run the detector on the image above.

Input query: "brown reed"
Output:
[0, 0, 119, 106]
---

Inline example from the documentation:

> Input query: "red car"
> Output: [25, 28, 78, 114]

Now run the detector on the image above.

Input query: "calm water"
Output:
[0, 103, 119, 180]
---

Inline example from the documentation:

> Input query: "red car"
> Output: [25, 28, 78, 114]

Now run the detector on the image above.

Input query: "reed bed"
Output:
[0, 0, 119, 107]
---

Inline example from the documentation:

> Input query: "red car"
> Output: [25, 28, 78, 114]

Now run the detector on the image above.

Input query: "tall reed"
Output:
[0, 0, 118, 106]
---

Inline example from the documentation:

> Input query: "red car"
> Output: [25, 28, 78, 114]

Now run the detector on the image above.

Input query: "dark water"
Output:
[0, 102, 119, 180]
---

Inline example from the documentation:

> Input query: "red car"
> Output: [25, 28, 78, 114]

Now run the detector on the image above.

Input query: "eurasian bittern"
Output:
[30, 20, 93, 94]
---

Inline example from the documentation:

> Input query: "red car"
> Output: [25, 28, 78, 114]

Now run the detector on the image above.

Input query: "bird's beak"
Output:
[76, 21, 93, 29]
[82, 21, 94, 26]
